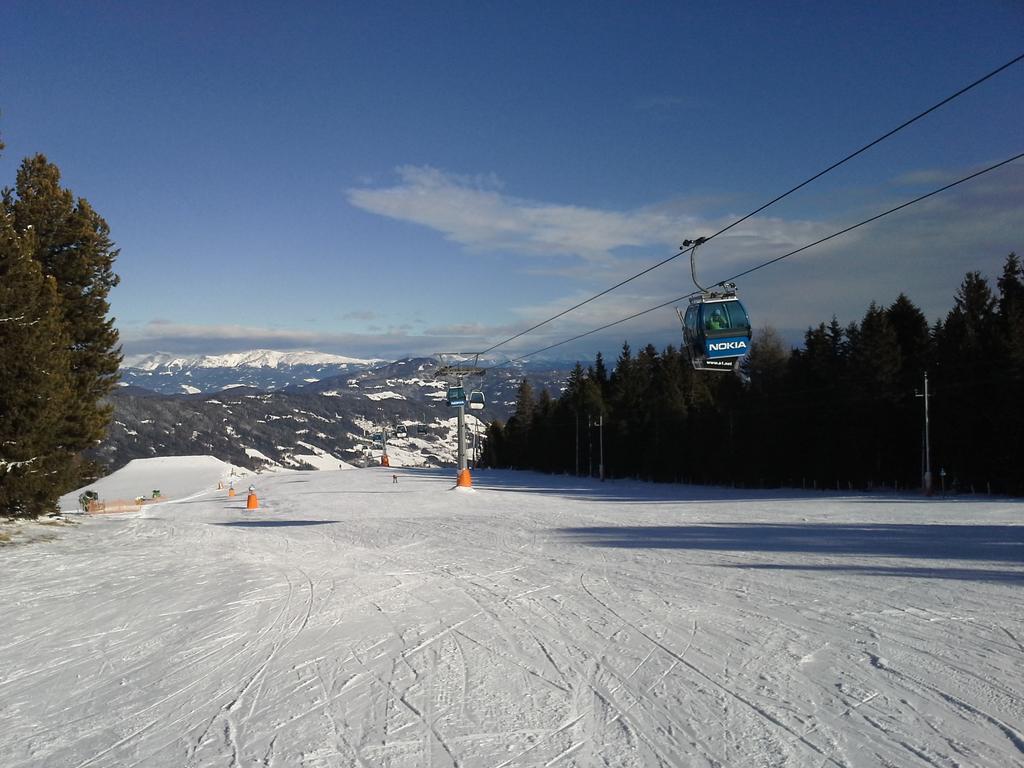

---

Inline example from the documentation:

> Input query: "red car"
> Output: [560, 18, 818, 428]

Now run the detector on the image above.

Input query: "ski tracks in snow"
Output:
[4, 469, 1023, 767]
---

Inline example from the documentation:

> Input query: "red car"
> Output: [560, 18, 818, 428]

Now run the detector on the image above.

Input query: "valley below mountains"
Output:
[95, 353, 570, 473]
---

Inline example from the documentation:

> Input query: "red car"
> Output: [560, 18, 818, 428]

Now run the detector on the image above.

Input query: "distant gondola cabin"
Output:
[446, 386, 467, 407]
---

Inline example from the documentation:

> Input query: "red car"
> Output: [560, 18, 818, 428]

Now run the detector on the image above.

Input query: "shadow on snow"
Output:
[556, 523, 1024, 583]
[406, 468, 1013, 505]
[214, 520, 339, 528]
[733, 563, 1024, 584]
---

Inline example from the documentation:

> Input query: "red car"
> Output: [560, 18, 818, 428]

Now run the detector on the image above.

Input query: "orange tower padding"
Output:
[457, 468, 472, 488]
[246, 491, 259, 510]
[381, 454, 390, 467]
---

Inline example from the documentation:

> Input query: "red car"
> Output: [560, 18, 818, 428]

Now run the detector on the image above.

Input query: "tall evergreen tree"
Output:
[886, 294, 931, 391]
[503, 379, 535, 467]
[933, 271, 1000, 492]
[3, 155, 122, 490]
[607, 342, 646, 477]
[787, 320, 848, 486]
[528, 389, 556, 472]
[850, 303, 901, 399]
[996, 253, 1024, 376]
[742, 327, 788, 393]
[849, 303, 904, 484]
[938, 271, 998, 367]
[0, 213, 73, 516]
[479, 420, 506, 468]
[994, 254, 1024, 492]
[593, 351, 608, 396]
[736, 328, 790, 485]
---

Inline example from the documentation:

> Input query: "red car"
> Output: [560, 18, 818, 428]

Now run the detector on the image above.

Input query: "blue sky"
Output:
[2, 1, 1022, 363]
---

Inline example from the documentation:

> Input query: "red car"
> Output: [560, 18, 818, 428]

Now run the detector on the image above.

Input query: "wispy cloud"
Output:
[348, 165, 680, 263]
[127, 162, 1022, 364]
[341, 310, 379, 321]
[347, 165, 837, 274]
[120, 319, 521, 360]
[480, 161, 1024, 356]
[422, 321, 519, 337]
[134, 321, 321, 342]
[730, 161, 1024, 336]
[889, 168, 963, 188]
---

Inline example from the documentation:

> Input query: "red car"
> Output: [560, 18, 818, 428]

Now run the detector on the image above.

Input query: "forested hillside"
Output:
[482, 254, 1024, 496]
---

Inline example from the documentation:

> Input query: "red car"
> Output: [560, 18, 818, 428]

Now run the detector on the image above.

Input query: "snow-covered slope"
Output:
[4, 467, 1022, 767]
[57, 456, 246, 511]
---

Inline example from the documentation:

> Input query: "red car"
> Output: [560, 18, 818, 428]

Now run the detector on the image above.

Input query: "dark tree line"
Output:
[1, 141, 122, 517]
[482, 254, 1024, 496]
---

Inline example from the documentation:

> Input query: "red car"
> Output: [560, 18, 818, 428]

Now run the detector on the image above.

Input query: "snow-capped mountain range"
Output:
[99, 352, 574, 473]
[119, 349, 384, 395]
[119, 349, 573, 396]
[123, 349, 382, 371]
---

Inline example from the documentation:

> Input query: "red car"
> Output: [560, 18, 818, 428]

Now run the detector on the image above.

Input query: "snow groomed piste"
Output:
[2, 458, 1023, 767]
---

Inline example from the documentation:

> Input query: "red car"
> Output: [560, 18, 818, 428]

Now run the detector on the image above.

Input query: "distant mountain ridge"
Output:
[119, 349, 385, 395]
[119, 349, 578, 396]
[96, 354, 573, 474]
[123, 349, 382, 371]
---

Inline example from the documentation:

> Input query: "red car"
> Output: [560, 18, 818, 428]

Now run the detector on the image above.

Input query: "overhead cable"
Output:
[486, 151, 1024, 367]
[477, 52, 1024, 357]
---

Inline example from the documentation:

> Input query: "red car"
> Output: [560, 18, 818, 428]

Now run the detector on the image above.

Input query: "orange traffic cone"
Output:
[457, 468, 472, 488]
[246, 491, 259, 510]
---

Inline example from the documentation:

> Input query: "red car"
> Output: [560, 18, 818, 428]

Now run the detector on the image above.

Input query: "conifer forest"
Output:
[482, 253, 1024, 497]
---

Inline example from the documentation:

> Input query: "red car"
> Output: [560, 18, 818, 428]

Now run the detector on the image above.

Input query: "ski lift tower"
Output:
[435, 352, 486, 488]
[380, 423, 391, 467]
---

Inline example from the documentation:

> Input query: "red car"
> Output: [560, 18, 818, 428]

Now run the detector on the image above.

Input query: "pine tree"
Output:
[4, 155, 122, 491]
[939, 271, 998, 367]
[608, 342, 643, 477]
[593, 351, 608, 396]
[742, 326, 788, 392]
[886, 294, 931, 391]
[994, 254, 1024, 492]
[850, 303, 901, 400]
[529, 389, 556, 471]
[846, 303, 903, 484]
[996, 253, 1024, 376]
[933, 271, 999, 492]
[0, 213, 73, 517]
[788, 321, 843, 487]
[479, 420, 505, 467]
[503, 379, 535, 467]
[732, 328, 791, 486]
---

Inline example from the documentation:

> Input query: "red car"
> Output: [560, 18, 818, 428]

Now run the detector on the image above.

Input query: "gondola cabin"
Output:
[681, 294, 752, 372]
[446, 386, 467, 407]
[468, 390, 485, 410]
